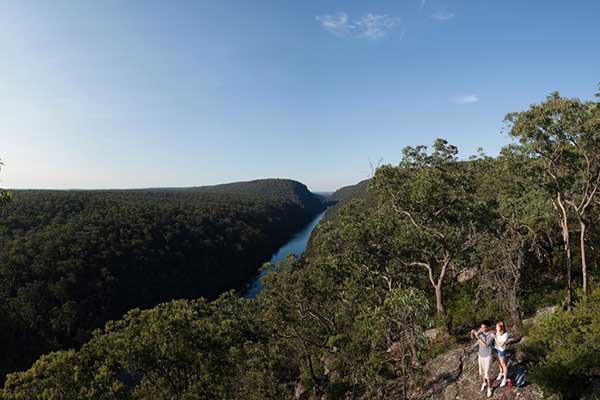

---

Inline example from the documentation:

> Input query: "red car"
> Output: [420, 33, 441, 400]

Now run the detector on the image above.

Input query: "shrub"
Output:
[528, 288, 600, 399]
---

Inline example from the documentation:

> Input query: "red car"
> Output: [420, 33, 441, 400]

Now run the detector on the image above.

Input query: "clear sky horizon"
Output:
[2, 1, 599, 192]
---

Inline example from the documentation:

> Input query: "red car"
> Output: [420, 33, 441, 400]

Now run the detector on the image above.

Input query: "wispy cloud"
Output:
[355, 14, 401, 40]
[431, 11, 455, 21]
[452, 95, 480, 104]
[316, 12, 401, 40]
[315, 12, 352, 37]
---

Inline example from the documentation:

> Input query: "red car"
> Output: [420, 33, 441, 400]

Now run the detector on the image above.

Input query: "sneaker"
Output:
[487, 388, 493, 398]
[500, 379, 507, 387]
[496, 372, 504, 381]
[481, 382, 487, 392]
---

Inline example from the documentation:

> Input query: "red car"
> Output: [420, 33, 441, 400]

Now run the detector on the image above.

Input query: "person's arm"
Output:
[475, 332, 487, 346]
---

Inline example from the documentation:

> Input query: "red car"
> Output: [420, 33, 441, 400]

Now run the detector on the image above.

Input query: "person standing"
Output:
[471, 320, 495, 398]
[492, 321, 509, 387]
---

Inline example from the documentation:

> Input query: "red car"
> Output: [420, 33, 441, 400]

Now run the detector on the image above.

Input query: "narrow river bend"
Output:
[244, 209, 327, 298]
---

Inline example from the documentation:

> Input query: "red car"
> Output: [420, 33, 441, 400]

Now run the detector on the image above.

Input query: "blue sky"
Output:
[1, 0, 599, 191]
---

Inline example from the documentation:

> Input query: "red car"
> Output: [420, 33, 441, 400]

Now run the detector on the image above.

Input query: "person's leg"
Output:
[479, 357, 487, 391]
[494, 351, 503, 380]
[484, 357, 493, 397]
[499, 356, 508, 386]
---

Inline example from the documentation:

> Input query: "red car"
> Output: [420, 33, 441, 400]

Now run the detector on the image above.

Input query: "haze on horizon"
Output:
[2, 0, 599, 192]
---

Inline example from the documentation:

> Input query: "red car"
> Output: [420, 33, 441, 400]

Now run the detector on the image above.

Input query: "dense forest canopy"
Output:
[327, 179, 370, 206]
[2, 86, 600, 399]
[0, 179, 325, 383]
[142, 178, 326, 206]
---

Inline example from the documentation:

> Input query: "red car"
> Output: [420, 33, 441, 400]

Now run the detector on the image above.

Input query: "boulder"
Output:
[534, 306, 557, 319]
[295, 382, 307, 399]
[425, 327, 446, 342]
[456, 267, 478, 283]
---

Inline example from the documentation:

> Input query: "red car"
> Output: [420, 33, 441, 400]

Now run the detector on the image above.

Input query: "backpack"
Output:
[512, 369, 528, 388]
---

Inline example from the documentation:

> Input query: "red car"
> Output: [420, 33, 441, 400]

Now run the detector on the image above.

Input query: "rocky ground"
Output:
[343, 307, 598, 400]
[406, 344, 546, 400]
[360, 341, 548, 400]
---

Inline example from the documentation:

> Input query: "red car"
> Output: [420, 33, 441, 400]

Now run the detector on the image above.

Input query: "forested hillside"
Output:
[2, 87, 600, 399]
[146, 178, 326, 211]
[327, 179, 370, 206]
[0, 180, 325, 383]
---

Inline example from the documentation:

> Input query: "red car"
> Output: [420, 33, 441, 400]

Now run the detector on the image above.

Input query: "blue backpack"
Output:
[512, 369, 528, 388]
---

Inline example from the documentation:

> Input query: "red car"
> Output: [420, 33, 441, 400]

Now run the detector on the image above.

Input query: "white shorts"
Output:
[478, 356, 491, 379]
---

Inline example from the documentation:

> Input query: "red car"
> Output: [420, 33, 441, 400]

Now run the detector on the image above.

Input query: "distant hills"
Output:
[144, 178, 326, 210]
[327, 178, 370, 206]
[0, 178, 326, 383]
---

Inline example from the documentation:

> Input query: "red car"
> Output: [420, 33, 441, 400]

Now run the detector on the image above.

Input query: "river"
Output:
[244, 209, 327, 298]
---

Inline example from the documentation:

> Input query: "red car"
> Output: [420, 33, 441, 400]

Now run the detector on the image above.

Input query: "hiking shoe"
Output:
[481, 382, 487, 392]
[487, 388, 493, 398]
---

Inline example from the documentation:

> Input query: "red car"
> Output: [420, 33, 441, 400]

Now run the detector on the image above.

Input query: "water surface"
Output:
[244, 209, 327, 298]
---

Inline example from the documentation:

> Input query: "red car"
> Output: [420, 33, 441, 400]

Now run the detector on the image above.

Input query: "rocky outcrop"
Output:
[456, 267, 478, 283]
[522, 305, 557, 334]
[356, 343, 549, 400]
[425, 327, 447, 342]
[407, 344, 547, 400]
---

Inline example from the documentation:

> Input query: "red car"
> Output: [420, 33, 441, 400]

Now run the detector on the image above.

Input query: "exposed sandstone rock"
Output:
[534, 306, 557, 319]
[407, 344, 547, 400]
[351, 343, 548, 400]
[456, 267, 478, 283]
[295, 382, 307, 399]
[522, 305, 558, 333]
[425, 327, 447, 342]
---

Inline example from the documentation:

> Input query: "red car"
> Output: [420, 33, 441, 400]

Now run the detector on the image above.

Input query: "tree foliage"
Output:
[528, 288, 600, 398]
[506, 92, 600, 298]
[2, 87, 600, 399]
[371, 139, 486, 315]
[3, 293, 268, 400]
[0, 182, 324, 383]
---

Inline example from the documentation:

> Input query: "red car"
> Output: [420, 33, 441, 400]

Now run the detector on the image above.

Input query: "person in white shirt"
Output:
[492, 321, 509, 387]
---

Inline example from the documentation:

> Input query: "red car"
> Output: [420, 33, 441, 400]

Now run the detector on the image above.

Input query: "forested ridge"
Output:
[2, 87, 600, 399]
[0, 179, 325, 384]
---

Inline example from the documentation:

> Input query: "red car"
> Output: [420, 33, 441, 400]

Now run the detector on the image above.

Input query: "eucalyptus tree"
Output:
[259, 212, 432, 397]
[311, 198, 420, 305]
[474, 147, 554, 330]
[3, 292, 264, 400]
[506, 90, 600, 298]
[372, 139, 484, 315]
[356, 287, 430, 398]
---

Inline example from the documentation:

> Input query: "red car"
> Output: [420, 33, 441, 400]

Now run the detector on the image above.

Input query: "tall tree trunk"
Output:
[557, 194, 573, 305]
[434, 284, 445, 315]
[562, 223, 573, 306]
[414, 261, 447, 315]
[579, 218, 588, 295]
[511, 252, 523, 334]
